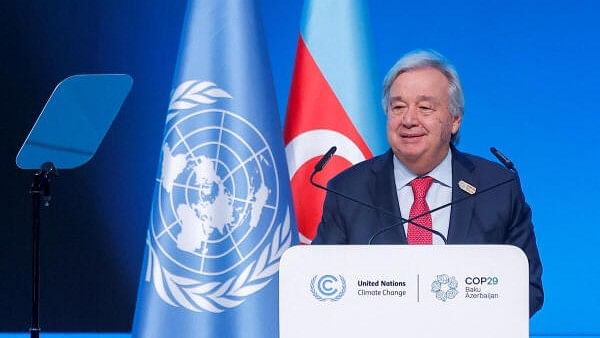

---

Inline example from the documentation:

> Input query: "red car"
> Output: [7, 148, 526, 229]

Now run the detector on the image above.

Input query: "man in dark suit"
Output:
[312, 50, 544, 316]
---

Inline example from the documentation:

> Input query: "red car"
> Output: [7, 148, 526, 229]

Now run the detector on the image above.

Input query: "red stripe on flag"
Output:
[284, 37, 374, 242]
[284, 37, 372, 156]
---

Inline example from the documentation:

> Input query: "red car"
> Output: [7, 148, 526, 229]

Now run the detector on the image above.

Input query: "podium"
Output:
[279, 245, 529, 337]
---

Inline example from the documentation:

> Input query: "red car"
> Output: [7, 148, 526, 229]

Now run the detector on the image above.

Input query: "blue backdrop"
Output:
[1, 0, 598, 336]
[265, 2, 600, 333]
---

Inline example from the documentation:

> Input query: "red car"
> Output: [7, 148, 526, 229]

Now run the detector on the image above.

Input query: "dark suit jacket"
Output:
[313, 147, 544, 316]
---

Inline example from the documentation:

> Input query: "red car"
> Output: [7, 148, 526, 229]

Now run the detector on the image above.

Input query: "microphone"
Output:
[314, 146, 337, 173]
[490, 147, 516, 173]
[310, 146, 448, 244]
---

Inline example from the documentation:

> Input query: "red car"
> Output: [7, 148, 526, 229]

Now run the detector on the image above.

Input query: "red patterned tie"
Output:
[407, 176, 434, 245]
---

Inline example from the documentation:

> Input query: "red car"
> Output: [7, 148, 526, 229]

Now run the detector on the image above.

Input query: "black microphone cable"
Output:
[367, 176, 515, 244]
[310, 146, 448, 244]
[369, 146, 519, 244]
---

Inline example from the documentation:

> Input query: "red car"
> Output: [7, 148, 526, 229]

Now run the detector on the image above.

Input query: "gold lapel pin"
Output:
[458, 180, 476, 195]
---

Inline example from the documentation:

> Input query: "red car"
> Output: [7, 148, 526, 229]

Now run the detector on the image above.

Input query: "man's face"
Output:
[386, 67, 461, 174]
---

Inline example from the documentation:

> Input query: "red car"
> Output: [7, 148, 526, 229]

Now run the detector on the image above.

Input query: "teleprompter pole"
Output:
[29, 163, 57, 338]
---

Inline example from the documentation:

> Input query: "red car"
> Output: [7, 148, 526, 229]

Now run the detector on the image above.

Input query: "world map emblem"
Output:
[145, 80, 292, 313]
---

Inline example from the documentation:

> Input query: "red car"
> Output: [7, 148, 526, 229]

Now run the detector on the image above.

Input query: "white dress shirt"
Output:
[393, 149, 452, 245]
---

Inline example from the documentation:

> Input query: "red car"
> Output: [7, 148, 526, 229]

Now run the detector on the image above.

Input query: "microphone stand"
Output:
[368, 146, 519, 243]
[310, 169, 448, 244]
[368, 176, 515, 244]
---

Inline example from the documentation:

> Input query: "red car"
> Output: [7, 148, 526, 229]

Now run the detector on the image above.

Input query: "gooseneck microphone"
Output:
[311, 146, 519, 246]
[309, 146, 448, 244]
[313, 146, 337, 173]
[490, 147, 516, 174]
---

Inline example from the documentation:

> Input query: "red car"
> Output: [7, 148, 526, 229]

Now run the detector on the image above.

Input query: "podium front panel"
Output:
[279, 245, 528, 338]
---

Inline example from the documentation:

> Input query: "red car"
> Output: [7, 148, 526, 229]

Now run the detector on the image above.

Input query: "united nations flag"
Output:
[132, 1, 298, 337]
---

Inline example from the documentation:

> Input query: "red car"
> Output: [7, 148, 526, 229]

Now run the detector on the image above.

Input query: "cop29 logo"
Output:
[431, 274, 459, 302]
[310, 274, 347, 301]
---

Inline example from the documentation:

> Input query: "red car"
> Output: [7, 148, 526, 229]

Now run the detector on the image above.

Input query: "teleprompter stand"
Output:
[16, 74, 133, 338]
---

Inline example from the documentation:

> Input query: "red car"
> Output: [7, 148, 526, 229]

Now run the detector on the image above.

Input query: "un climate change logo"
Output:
[310, 275, 346, 301]
[431, 274, 459, 302]
[145, 80, 292, 313]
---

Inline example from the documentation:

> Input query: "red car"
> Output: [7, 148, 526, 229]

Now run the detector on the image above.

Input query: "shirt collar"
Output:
[393, 148, 453, 188]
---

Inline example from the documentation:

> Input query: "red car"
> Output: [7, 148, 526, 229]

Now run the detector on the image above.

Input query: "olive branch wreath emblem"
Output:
[146, 81, 293, 313]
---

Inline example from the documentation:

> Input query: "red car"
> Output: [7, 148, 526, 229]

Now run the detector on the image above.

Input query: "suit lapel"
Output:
[447, 146, 477, 244]
[370, 150, 407, 244]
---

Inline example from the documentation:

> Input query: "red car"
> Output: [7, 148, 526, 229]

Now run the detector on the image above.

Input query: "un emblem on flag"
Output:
[145, 81, 292, 313]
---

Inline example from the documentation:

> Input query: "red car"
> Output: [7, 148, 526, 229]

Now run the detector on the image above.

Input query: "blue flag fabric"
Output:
[132, 1, 298, 337]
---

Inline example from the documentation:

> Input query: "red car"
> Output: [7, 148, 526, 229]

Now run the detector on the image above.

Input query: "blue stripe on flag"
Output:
[300, 0, 388, 155]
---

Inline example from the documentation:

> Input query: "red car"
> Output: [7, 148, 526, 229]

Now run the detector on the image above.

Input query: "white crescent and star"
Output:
[285, 129, 365, 177]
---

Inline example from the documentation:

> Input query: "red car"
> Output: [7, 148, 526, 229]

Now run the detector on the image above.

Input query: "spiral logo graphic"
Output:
[310, 274, 346, 301]
[431, 274, 459, 302]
